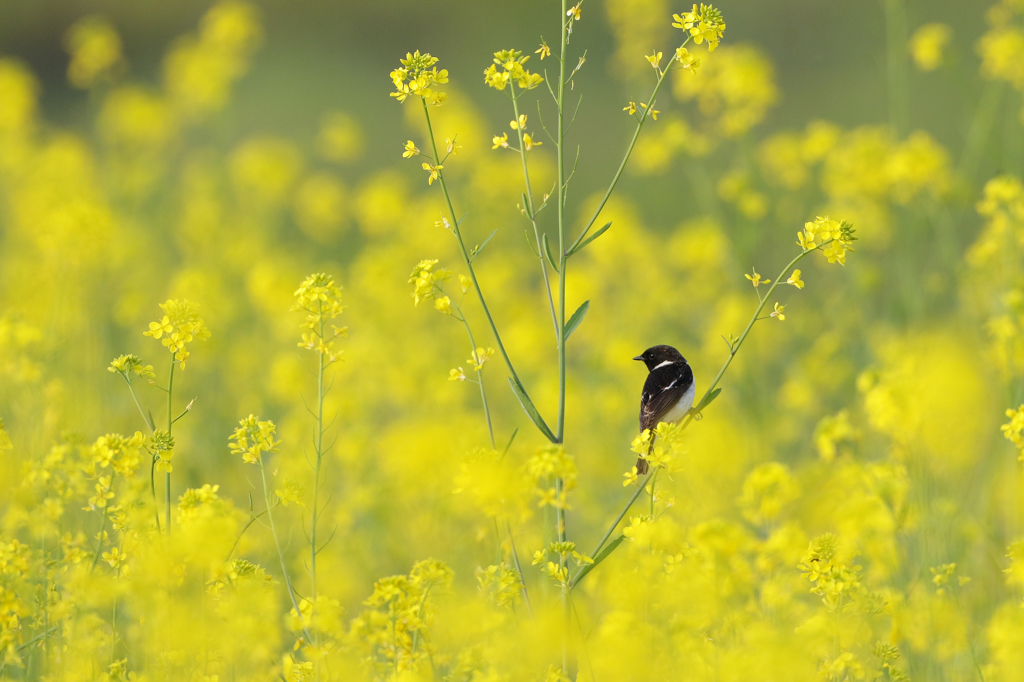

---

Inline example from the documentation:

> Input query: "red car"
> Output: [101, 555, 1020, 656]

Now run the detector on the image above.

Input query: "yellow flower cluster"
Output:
[798, 215, 857, 264]
[229, 414, 281, 464]
[672, 4, 727, 51]
[525, 445, 577, 509]
[389, 50, 449, 105]
[408, 258, 452, 306]
[292, 273, 346, 361]
[107, 354, 155, 380]
[143, 299, 211, 368]
[476, 562, 524, 607]
[483, 49, 544, 91]
[349, 560, 453, 676]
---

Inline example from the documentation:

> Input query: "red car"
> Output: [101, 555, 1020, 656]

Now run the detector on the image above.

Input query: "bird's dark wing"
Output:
[639, 363, 693, 431]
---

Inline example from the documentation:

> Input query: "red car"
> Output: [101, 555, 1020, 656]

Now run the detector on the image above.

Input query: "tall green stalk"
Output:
[555, 1, 571, 669]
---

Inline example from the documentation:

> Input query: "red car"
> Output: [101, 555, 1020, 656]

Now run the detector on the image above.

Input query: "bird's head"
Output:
[633, 345, 686, 371]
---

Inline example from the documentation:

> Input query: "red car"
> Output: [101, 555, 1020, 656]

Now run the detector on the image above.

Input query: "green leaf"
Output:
[500, 428, 518, 461]
[525, 230, 540, 257]
[470, 228, 498, 262]
[563, 300, 590, 341]
[693, 387, 722, 414]
[568, 221, 611, 256]
[570, 533, 625, 589]
[508, 377, 557, 443]
[542, 233, 560, 273]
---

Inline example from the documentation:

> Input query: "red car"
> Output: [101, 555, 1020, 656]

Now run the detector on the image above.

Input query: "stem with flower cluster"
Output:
[570, 243, 830, 590]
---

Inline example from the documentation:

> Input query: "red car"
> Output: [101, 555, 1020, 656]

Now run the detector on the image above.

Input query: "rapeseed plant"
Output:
[4, 0, 1024, 680]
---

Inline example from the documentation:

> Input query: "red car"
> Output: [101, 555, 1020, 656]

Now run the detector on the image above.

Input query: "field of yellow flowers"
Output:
[4, 0, 1024, 679]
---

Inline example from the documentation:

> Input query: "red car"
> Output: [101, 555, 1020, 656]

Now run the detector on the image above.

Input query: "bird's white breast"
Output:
[662, 381, 696, 424]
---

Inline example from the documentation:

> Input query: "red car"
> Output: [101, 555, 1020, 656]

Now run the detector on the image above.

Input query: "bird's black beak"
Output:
[633, 355, 643, 361]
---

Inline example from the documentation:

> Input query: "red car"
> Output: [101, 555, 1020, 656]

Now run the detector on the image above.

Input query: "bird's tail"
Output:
[635, 435, 656, 476]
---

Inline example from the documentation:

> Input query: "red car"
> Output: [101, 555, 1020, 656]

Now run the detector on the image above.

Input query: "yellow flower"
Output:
[786, 269, 804, 289]
[646, 51, 663, 69]
[510, 114, 528, 130]
[770, 302, 785, 320]
[102, 546, 125, 569]
[675, 47, 700, 73]
[402, 140, 419, 158]
[639, 102, 659, 120]
[421, 162, 443, 185]
[567, 3, 581, 20]
[623, 101, 638, 115]
[445, 137, 461, 155]
[536, 40, 551, 60]
[523, 133, 541, 150]
[468, 347, 495, 371]
[434, 296, 453, 314]
[275, 478, 306, 507]
[492, 132, 509, 149]
[146, 316, 173, 339]
[745, 269, 769, 287]
[458, 274, 472, 293]
[622, 466, 639, 487]
[449, 367, 466, 382]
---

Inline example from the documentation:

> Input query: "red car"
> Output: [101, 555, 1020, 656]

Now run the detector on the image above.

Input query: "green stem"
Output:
[505, 519, 533, 618]
[448, 297, 496, 448]
[259, 460, 313, 645]
[568, 43, 685, 252]
[420, 98, 529, 398]
[125, 379, 154, 433]
[89, 475, 117, 572]
[165, 358, 175, 534]
[680, 246, 815, 431]
[510, 82, 560, 341]
[556, 2, 570, 671]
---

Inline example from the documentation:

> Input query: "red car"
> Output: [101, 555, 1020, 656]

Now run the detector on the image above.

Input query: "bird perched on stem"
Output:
[633, 345, 695, 475]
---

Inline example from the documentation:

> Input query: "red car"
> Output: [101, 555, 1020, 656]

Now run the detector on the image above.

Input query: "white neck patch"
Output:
[652, 360, 675, 370]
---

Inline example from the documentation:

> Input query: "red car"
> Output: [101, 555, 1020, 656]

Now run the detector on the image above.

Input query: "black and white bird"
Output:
[633, 345, 695, 475]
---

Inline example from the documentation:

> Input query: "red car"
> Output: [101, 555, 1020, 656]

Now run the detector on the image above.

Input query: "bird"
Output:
[633, 345, 695, 475]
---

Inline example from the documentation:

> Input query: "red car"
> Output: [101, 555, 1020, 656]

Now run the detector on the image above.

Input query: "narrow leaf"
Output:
[694, 387, 722, 413]
[568, 221, 611, 256]
[542, 233, 560, 273]
[563, 300, 590, 341]
[571, 533, 625, 589]
[508, 378, 557, 443]
[471, 228, 498, 262]
[500, 428, 519, 461]
[525, 230, 540, 257]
